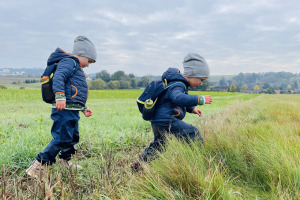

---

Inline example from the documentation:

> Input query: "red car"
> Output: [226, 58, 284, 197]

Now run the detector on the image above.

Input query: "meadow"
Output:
[0, 88, 299, 199]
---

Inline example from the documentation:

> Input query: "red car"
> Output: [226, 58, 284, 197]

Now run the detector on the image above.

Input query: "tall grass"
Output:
[3, 89, 298, 199]
[124, 95, 300, 199]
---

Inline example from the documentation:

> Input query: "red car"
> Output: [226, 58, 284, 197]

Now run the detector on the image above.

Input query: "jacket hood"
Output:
[162, 68, 189, 86]
[47, 48, 78, 65]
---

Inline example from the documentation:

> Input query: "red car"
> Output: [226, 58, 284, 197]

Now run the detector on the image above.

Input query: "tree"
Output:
[131, 78, 138, 89]
[119, 80, 132, 89]
[241, 84, 248, 92]
[208, 86, 214, 92]
[219, 77, 228, 86]
[111, 71, 126, 81]
[266, 88, 275, 94]
[253, 85, 260, 91]
[96, 70, 111, 82]
[262, 82, 271, 89]
[128, 73, 135, 79]
[199, 80, 209, 91]
[140, 75, 151, 87]
[0, 85, 7, 89]
[279, 83, 287, 90]
[107, 80, 120, 89]
[229, 83, 237, 92]
[232, 73, 245, 88]
[292, 81, 298, 90]
[90, 79, 107, 90]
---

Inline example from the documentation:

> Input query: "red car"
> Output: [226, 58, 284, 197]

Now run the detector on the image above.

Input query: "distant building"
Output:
[274, 90, 280, 94]
[86, 76, 92, 81]
[243, 89, 260, 94]
[3, 69, 10, 73]
[213, 86, 229, 92]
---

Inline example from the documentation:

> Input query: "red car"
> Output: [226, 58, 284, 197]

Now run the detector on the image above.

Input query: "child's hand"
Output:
[84, 109, 93, 117]
[204, 95, 212, 104]
[56, 100, 66, 111]
[192, 108, 202, 117]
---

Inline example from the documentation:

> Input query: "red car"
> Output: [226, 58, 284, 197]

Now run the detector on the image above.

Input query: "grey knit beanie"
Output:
[183, 53, 210, 78]
[72, 36, 97, 62]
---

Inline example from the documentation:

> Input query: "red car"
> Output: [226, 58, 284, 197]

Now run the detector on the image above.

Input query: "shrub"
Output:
[0, 85, 7, 89]
[107, 80, 120, 89]
[90, 78, 107, 90]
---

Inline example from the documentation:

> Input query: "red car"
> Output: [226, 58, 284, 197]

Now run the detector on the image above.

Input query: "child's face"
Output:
[188, 77, 207, 88]
[77, 56, 95, 68]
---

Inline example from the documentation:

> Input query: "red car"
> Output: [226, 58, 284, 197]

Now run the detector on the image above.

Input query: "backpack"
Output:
[137, 80, 186, 121]
[41, 59, 77, 103]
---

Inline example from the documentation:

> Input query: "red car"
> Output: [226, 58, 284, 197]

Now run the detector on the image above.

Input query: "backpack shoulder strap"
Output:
[57, 58, 78, 76]
[165, 81, 187, 91]
[70, 59, 77, 76]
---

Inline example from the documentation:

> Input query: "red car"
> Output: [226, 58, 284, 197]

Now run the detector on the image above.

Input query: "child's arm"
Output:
[56, 100, 66, 111]
[168, 85, 199, 107]
[192, 108, 202, 117]
[52, 58, 76, 110]
[204, 95, 212, 104]
[169, 85, 213, 107]
[187, 95, 212, 116]
[83, 108, 92, 117]
[187, 95, 212, 111]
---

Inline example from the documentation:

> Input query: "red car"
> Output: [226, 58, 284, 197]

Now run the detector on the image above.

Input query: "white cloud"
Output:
[295, 34, 300, 42]
[1, 0, 300, 75]
[215, 0, 279, 14]
[173, 31, 198, 40]
[80, 9, 177, 26]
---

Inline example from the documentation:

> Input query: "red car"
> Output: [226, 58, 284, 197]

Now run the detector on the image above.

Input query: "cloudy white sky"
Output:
[1, 0, 299, 76]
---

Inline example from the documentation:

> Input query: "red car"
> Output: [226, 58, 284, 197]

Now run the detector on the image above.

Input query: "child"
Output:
[132, 53, 212, 170]
[26, 36, 97, 178]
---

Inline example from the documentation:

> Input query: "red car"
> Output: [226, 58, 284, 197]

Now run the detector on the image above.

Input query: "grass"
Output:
[0, 88, 299, 199]
[125, 95, 300, 199]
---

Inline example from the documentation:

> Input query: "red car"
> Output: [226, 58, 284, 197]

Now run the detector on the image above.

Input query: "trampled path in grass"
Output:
[0, 89, 299, 199]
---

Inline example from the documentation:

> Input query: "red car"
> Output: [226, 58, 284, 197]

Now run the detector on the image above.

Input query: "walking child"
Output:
[26, 36, 97, 178]
[132, 53, 212, 170]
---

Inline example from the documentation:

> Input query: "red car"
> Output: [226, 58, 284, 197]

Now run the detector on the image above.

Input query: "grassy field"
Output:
[0, 76, 40, 89]
[0, 89, 299, 199]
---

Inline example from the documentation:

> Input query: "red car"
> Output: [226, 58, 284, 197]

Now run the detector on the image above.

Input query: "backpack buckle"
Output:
[163, 79, 168, 87]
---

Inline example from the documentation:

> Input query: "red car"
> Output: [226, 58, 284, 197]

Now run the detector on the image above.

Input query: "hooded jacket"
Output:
[49, 48, 88, 106]
[151, 68, 199, 122]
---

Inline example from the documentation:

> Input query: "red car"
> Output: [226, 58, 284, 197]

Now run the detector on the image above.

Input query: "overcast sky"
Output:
[1, 0, 299, 76]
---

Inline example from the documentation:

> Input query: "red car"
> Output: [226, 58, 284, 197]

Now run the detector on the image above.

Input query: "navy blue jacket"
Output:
[49, 48, 88, 106]
[151, 68, 199, 122]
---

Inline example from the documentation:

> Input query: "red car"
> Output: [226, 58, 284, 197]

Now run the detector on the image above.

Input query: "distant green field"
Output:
[0, 74, 236, 89]
[0, 89, 299, 199]
[0, 75, 40, 83]
[0, 76, 40, 89]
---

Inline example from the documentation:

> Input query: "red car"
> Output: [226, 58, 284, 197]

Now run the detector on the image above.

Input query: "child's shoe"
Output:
[59, 159, 82, 170]
[26, 160, 44, 178]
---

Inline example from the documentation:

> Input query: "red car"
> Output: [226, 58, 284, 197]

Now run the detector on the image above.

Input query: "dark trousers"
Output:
[36, 109, 80, 165]
[139, 120, 203, 162]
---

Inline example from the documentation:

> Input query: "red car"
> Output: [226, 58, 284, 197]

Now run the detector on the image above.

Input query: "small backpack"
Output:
[41, 59, 77, 103]
[137, 80, 186, 121]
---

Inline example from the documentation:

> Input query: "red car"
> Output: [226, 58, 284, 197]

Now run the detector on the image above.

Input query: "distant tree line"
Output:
[228, 72, 299, 93]
[24, 79, 39, 84]
[11, 79, 39, 85]
[88, 70, 300, 93]
[89, 70, 153, 90]
[192, 72, 300, 94]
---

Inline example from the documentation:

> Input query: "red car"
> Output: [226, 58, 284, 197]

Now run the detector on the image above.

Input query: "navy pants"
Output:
[139, 120, 203, 162]
[36, 109, 80, 165]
